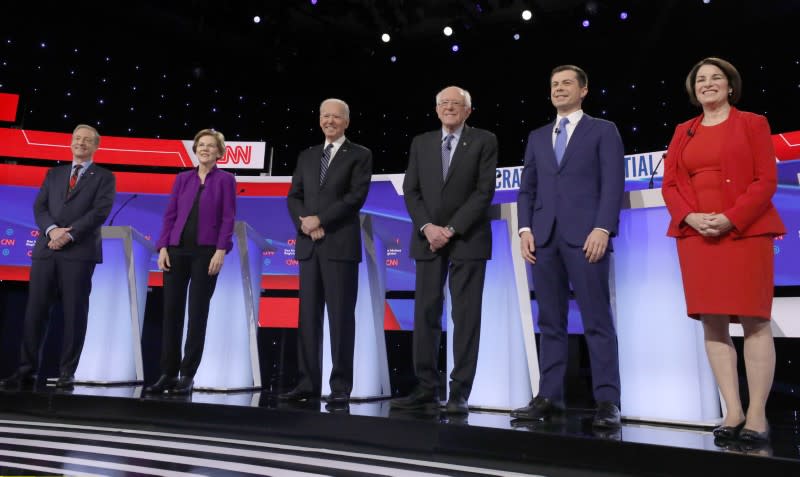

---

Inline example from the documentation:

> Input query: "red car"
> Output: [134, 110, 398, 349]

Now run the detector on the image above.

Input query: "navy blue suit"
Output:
[21, 162, 116, 377]
[517, 113, 624, 405]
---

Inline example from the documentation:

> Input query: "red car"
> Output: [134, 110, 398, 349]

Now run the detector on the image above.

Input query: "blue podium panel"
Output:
[191, 221, 265, 391]
[76, 226, 153, 384]
[322, 214, 391, 399]
[446, 214, 535, 411]
[614, 190, 720, 425]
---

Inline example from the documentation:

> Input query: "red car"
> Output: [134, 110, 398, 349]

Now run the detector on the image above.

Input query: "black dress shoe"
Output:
[278, 387, 318, 401]
[325, 401, 350, 414]
[326, 391, 350, 404]
[144, 375, 178, 394]
[168, 376, 194, 395]
[712, 420, 746, 439]
[390, 387, 439, 410]
[55, 374, 75, 388]
[739, 424, 770, 443]
[593, 401, 621, 428]
[445, 394, 469, 414]
[0, 372, 36, 389]
[510, 396, 565, 421]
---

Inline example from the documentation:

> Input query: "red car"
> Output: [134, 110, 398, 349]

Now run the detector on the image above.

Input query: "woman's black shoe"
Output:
[144, 375, 178, 394]
[739, 424, 770, 443]
[712, 420, 745, 439]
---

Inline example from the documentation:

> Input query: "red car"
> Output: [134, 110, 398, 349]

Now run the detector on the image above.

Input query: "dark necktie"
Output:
[319, 143, 333, 185]
[554, 117, 570, 165]
[68, 164, 82, 194]
[442, 134, 454, 177]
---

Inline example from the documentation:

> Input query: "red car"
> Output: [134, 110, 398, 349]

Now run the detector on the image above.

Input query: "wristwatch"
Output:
[446, 225, 456, 234]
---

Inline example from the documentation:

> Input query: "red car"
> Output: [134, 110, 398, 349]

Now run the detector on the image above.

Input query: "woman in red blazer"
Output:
[146, 129, 237, 396]
[662, 58, 785, 445]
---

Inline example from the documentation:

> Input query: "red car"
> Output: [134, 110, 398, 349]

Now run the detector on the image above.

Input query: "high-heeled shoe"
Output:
[739, 423, 770, 443]
[712, 420, 746, 439]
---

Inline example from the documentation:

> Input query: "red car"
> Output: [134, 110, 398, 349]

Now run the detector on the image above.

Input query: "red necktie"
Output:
[68, 164, 82, 193]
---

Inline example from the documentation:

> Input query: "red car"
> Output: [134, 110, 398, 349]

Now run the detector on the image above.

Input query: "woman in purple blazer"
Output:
[146, 129, 236, 395]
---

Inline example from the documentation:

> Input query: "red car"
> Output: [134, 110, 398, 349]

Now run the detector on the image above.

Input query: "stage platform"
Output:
[1, 384, 799, 476]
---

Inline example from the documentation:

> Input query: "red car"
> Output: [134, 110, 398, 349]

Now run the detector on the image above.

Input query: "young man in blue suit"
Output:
[0, 124, 116, 389]
[513, 65, 625, 428]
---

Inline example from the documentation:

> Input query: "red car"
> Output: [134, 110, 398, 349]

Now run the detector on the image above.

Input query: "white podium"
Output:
[75, 226, 154, 384]
[191, 221, 266, 391]
[321, 214, 391, 400]
[614, 189, 720, 426]
[445, 205, 537, 411]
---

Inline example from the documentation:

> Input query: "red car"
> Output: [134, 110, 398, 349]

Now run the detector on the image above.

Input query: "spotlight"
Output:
[451, 44, 459, 52]
[443, 26, 453, 36]
[513, 33, 520, 40]
[253, 16, 261, 24]
[521, 10, 533, 21]
[702, 0, 710, 3]
[619, 12, 628, 20]
[582, 19, 590, 28]
[311, 0, 318, 5]
[390, 56, 397, 63]
[381, 33, 391, 43]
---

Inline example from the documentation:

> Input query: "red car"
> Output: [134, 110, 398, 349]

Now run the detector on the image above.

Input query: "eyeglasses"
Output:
[320, 113, 346, 120]
[437, 100, 465, 107]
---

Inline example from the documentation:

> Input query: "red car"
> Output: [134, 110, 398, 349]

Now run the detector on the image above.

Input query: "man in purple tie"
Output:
[392, 86, 497, 415]
[514, 65, 626, 428]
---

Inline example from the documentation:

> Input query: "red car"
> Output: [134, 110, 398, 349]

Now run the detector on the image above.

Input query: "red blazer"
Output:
[662, 107, 785, 238]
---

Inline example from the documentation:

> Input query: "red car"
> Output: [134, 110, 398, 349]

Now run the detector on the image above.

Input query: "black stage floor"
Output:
[1, 384, 799, 476]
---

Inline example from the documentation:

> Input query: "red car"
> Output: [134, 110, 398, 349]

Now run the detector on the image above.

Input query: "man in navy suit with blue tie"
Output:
[513, 65, 625, 428]
[0, 124, 116, 389]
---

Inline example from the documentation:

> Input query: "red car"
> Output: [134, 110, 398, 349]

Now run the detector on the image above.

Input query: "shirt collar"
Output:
[442, 125, 465, 141]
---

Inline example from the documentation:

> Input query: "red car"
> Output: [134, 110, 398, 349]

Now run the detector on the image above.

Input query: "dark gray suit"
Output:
[287, 139, 372, 395]
[20, 162, 116, 377]
[402, 125, 497, 398]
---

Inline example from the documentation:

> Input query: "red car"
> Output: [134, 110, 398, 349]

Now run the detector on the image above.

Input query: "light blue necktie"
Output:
[319, 143, 333, 185]
[554, 117, 570, 165]
[442, 134, 454, 177]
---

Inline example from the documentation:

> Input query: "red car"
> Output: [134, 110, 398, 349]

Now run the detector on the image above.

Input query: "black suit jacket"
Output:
[287, 139, 373, 262]
[403, 125, 498, 261]
[32, 163, 116, 262]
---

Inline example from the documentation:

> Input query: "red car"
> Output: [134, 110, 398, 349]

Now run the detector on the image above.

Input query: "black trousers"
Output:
[296, 249, 358, 395]
[412, 256, 486, 399]
[160, 246, 218, 377]
[19, 255, 96, 377]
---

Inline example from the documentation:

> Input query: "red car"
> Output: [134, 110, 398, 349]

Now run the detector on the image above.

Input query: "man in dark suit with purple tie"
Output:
[392, 86, 497, 415]
[0, 124, 116, 389]
[281, 98, 373, 408]
[512, 65, 625, 428]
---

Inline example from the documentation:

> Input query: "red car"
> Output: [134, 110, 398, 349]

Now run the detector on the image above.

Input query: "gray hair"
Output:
[435, 86, 472, 108]
[320, 98, 350, 119]
[73, 124, 100, 146]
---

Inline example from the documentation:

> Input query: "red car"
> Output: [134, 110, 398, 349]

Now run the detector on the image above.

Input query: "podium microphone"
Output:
[108, 193, 139, 226]
[648, 153, 666, 190]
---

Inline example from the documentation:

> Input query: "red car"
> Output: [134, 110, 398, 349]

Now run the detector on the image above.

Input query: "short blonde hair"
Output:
[192, 128, 226, 153]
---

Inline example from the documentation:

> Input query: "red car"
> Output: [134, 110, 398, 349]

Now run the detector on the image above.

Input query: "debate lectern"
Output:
[321, 214, 391, 400]
[192, 221, 266, 391]
[74, 226, 154, 384]
[615, 189, 720, 426]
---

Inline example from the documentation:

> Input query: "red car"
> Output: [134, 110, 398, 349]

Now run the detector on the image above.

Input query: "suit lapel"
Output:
[559, 114, 594, 170]
[320, 140, 349, 188]
[443, 126, 470, 186]
[66, 164, 94, 201]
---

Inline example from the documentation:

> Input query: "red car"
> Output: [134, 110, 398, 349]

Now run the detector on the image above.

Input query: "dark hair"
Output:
[550, 65, 588, 88]
[685, 57, 742, 107]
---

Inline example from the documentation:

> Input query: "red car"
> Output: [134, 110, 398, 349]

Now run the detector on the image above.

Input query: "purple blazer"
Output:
[155, 167, 236, 252]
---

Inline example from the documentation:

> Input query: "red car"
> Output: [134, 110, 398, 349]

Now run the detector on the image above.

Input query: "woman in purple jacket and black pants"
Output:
[146, 129, 236, 395]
